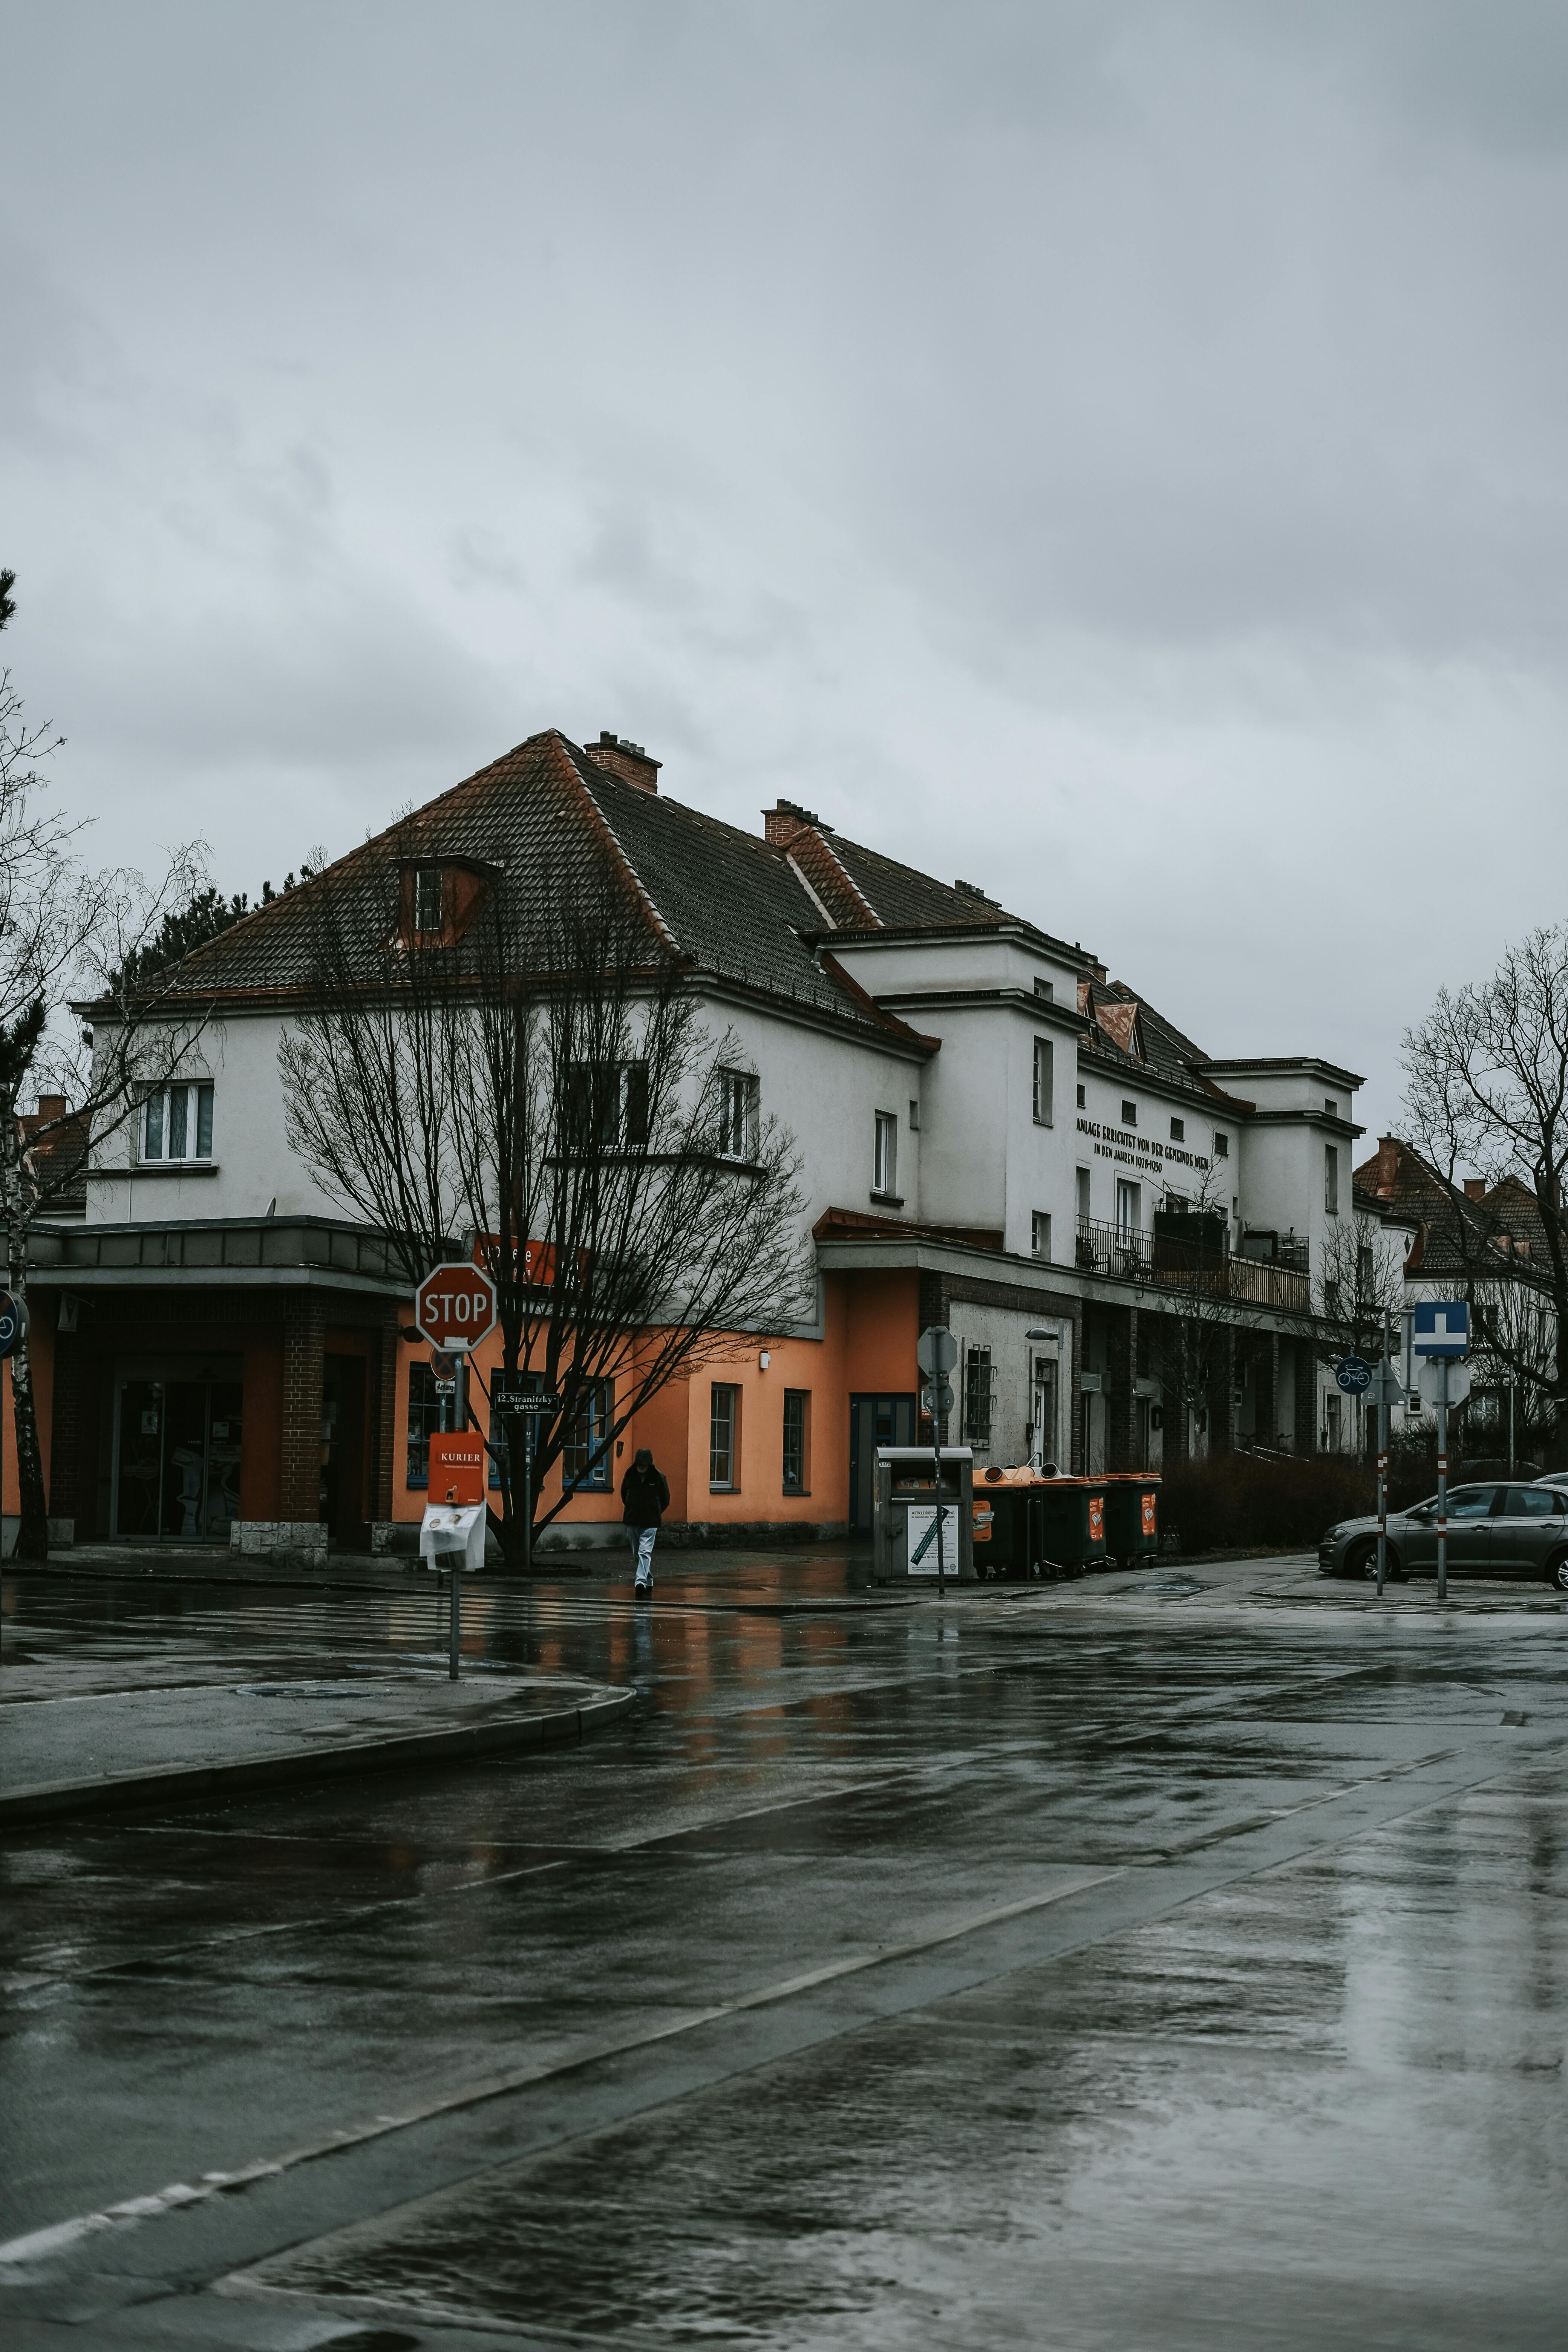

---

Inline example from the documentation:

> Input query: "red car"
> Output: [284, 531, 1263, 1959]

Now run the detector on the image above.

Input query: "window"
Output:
[1075, 1166, 1091, 1220]
[1508, 1486, 1560, 1517]
[1031, 1211, 1052, 1260]
[1032, 1038, 1054, 1126]
[1115, 1179, 1141, 1235]
[1357, 1244, 1374, 1294]
[782, 1390, 809, 1493]
[964, 1346, 993, 1447]
[1325, 1096, 1338, 1117]
[406, 1361, 443, 1488]
[415, 865, 444, 933]
[710, 1382, 740, 1489]
[1214, 1130, 1229, 1158]
[1170, 1116, 1185, 1142]
[566, 1061, 648, 1152]
[1325, 1144, 1340, 1216]
[873, 1110, 898, 1196]
[142, 1081, 214, 1163]
[563, 1381, 613, 1489]
[908, 1098, 920, 1131]
[1121, 1099, 1137, 1128]
[1034, 977, 1054, 1001]
[718, 1069, 759, 1161]
[1075, 1083, 1086, 1109]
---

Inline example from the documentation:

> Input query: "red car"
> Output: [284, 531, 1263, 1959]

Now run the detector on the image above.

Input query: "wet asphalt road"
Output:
[4, 1556, 1568, 2350]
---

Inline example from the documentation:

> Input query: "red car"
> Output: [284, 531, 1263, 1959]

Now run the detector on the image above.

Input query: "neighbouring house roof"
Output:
[20, 1100, 90, 1218]
[1355, 1136, 1558, 1284]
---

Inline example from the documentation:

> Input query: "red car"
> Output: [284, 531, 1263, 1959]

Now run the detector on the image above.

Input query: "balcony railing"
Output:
[1073, 1217, 1309, 1312]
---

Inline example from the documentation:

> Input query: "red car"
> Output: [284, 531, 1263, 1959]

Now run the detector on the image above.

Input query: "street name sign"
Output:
[1334, 1357, 1372, 1395]
[494, 1386, 562, 1414]
[1413, 1301, 1469, 1359]
[415, 1265, 498, 1352]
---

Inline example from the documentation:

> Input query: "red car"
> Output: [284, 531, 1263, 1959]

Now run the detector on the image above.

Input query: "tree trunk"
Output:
[7, 1275, 49, 1561]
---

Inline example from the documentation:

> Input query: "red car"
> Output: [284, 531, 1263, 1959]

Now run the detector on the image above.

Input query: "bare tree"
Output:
[1295, 1207, 1408, 1454]
[279, 824, 811, 1563]
[1135, 1181, 1253, 1457]
[1403, 926, 1568, 1453]
[0, 576, 212, 1555]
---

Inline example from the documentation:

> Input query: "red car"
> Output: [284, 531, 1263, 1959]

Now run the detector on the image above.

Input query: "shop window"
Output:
[718, 1070, 759, 1161]
[782, 1389, 810, 1493]
[563, 1381, 614, 1489]
[1033, 1038, 1054, 1127]
[964, 1347, 993, 1447]
[406, 1361, 442, 1488]
[143, 1081, 214, 1163]
[710, 1382, 740, 1490]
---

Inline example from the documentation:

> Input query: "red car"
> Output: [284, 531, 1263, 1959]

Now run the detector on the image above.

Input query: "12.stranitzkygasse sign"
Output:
[1076, 1116, 1210, 1183]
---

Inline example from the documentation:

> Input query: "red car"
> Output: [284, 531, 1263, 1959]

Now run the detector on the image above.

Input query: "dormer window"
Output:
[397, 858, 494, 948]
[415, 865, 444, 934]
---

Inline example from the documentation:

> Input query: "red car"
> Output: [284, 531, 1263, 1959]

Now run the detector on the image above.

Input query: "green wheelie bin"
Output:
[1102, 1473, 1161, 1568]
[1033, 1477, 1107, 1573]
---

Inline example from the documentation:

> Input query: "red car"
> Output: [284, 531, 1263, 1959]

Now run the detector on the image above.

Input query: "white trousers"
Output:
[629, 1525, 658, 1585]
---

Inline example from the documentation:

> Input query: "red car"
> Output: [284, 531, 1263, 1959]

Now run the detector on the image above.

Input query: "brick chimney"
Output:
[37, 1093, 66, 1122]
[590, 732, 660, 793]
[764, 798, 822, 848]
[1463, 1178, 1487, 1201]
[1366, 1135, 1402, 1197]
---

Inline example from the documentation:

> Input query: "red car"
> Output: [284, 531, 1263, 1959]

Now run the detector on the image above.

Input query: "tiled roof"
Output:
[138, 732, 923, 1048]
[1355, 1137, 1557, 1283]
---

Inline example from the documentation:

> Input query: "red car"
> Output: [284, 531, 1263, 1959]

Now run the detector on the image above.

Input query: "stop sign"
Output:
[414, 1263, 497, 1352]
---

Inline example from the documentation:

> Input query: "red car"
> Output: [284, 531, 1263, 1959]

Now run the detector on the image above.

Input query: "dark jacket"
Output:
[621, 1461, 670, 1527]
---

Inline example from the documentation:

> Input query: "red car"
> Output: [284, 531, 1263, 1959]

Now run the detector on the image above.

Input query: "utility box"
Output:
[873, 1446, 975, 1582]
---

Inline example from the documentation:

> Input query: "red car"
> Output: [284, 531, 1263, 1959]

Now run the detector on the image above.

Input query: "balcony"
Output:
[1073, 1216, 1309, 1313]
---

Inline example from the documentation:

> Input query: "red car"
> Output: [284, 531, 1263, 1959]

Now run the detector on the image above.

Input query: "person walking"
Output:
[621, 1447, 669, 1596]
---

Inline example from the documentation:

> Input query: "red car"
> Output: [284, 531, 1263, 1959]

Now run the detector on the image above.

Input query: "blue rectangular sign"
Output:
[1413, 1300, 1469, 1358]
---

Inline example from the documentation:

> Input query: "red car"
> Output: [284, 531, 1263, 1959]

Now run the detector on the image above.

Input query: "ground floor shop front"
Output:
[7, 1217, 1337, 1559]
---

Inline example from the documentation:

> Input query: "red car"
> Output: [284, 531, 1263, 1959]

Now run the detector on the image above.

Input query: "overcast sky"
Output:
[5, 2, 1568, 1146]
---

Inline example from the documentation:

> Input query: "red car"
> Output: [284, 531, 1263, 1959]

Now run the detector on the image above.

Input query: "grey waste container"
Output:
[873, 1446, 975, 1582]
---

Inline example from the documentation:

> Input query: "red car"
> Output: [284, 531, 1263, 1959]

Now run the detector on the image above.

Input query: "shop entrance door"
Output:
[114, 1370, 243, 1540]
[848, 1394, 916, 1534]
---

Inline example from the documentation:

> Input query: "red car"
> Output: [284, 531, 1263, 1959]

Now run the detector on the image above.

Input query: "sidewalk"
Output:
[1, 1667, 633, 1831]
[20, 1539, 917, 1614]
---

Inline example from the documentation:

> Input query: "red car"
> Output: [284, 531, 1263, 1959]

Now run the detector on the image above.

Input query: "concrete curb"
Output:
[0, 1686, 636, 1833]
[6, 1561, 915, 1612]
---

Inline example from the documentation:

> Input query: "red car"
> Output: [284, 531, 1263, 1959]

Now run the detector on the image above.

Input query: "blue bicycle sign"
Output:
[1334, 1356, 1372, 1395]
[0, 1293, 21, 1358]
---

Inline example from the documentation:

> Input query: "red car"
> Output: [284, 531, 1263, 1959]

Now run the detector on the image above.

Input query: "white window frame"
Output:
[717, 1069, 759, 1162]
[873, 1109, 898, 1196]
[1031, 1211, 1052, 1261]
[142, 1080, 214, 1165]
[1032, 1038, 1054, 1127]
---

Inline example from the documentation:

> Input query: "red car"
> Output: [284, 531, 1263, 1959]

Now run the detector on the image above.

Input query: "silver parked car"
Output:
[1318, 1482, 1568, 1589]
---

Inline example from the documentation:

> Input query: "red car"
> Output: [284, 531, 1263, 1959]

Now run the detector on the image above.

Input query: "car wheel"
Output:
[1544, 1550, 1568, 1596]
[1351, 1540, 1404, 1584]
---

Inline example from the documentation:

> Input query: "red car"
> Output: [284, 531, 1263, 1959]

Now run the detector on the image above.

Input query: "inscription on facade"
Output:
[1076, 1116, 1210, 1181]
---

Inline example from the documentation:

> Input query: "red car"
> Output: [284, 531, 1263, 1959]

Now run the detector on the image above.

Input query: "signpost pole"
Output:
[449, 1354, 467, 1680]
[934, 1419, 945, 1598]
[523, 1413, 533, 1580]
[1436, 1354, 1449, 1605]
[1377, 1311, 1390, 1599]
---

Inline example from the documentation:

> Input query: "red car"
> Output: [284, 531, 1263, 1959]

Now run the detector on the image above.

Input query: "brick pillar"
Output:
[372, 1309, 401, 1524]
[280, 1292, 326, 1522]
[1107, 1303, 1137, 1471]
[1253, 1334, 1279, 1449]
[1294, 1340, 1318, 1455]
[1207, 1327, 1236, 1455]
[48, 1326, 84, 1532]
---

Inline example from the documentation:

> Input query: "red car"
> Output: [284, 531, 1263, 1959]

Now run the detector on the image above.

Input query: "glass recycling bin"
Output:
[873, 1447, 975, 1582]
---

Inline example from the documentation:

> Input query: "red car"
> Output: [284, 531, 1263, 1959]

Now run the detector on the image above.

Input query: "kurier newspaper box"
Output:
[873, 1446, 975, 1582]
